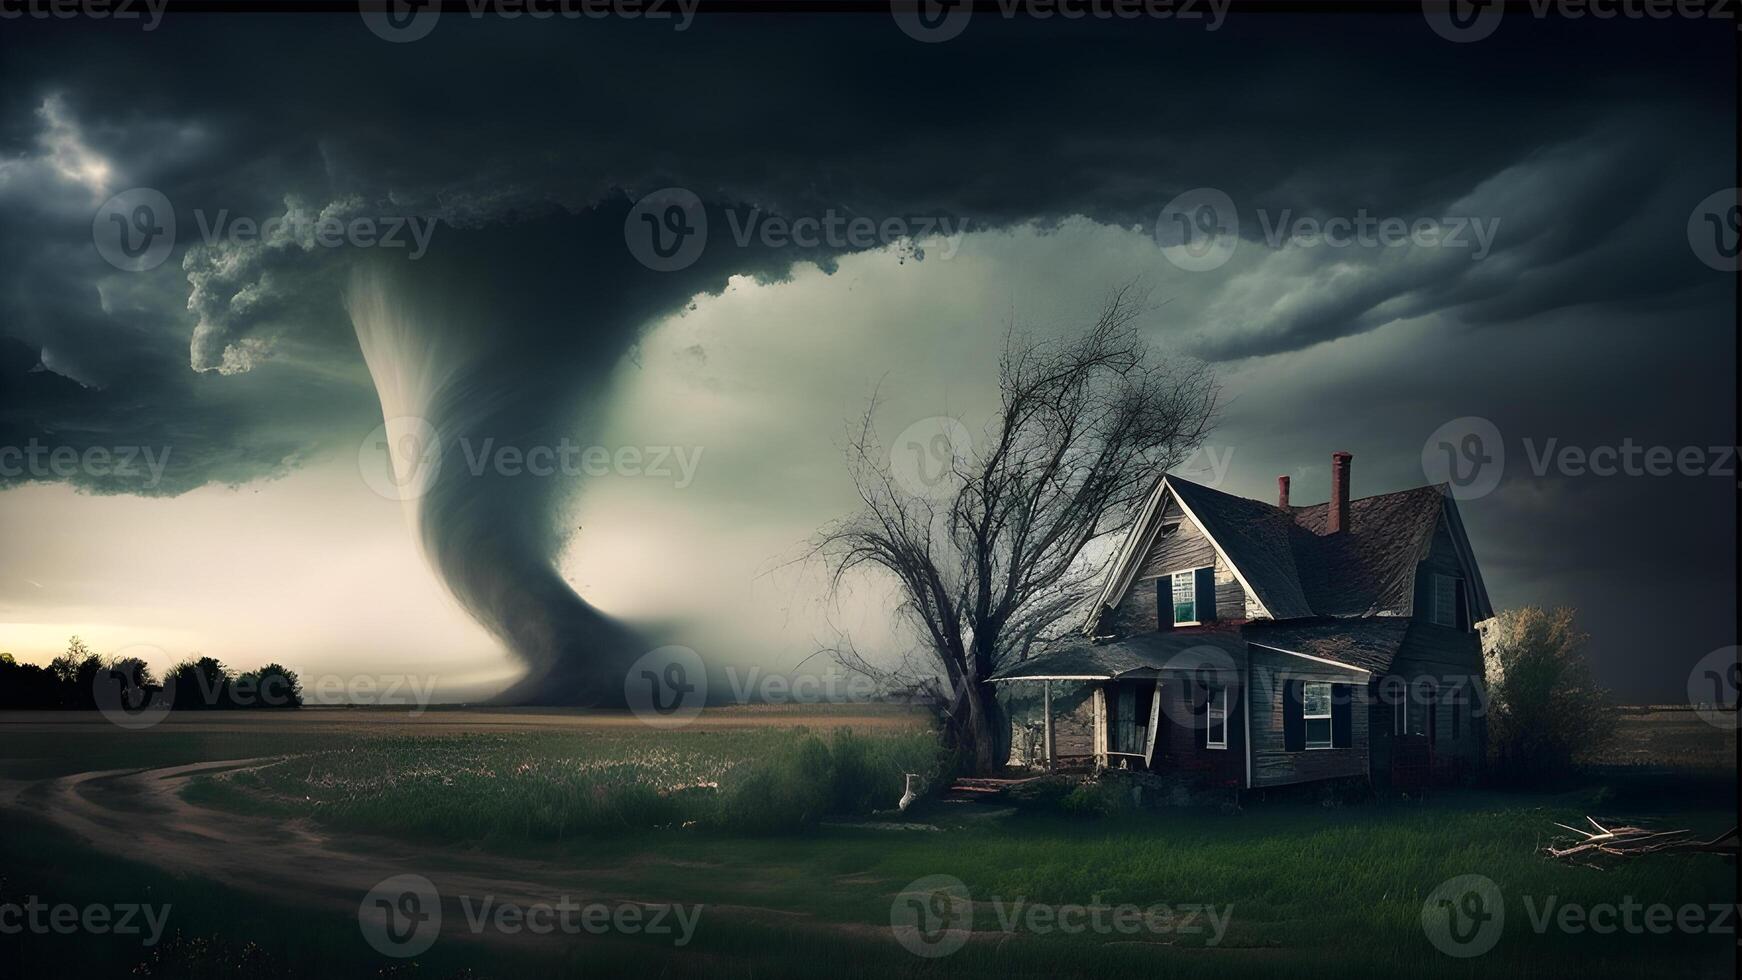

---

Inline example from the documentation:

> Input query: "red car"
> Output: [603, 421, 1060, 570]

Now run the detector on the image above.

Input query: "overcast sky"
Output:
[0, 12, 1733, 702]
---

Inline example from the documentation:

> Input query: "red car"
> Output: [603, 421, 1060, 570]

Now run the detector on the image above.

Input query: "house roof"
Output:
[1242, 617, 1412, 673]
[990, 631, 1247, 682]
[995, 620, 1398, 679]
[1091, 472, 1493, 632]
[1167, 476, 1314, 619]
[1288, 485, 1445, 617]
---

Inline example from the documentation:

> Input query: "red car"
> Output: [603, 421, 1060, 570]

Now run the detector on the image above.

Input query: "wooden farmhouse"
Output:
[991, 452, 1492, 791]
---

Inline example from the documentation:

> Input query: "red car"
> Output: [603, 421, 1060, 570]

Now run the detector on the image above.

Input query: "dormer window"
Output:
[1431, 574, 1463, 629]
[1172, 571, 1198, 625]
[1160, 566, 1216, 628]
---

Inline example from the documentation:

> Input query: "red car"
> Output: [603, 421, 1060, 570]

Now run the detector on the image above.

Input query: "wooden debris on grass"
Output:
[1543, 816, 1738, 863]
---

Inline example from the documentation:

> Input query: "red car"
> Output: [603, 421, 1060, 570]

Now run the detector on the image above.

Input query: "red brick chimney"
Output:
[1328, 451, 1352, 534]
[1277, 475, 1291, 509]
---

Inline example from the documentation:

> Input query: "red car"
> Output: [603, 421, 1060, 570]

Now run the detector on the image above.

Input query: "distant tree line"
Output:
[0, 636, 302, 710]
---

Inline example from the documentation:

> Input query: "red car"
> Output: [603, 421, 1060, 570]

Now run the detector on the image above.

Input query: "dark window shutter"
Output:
[1455, 582, 1469, 631]
[1282, 680, 1304, 751]
[1331, 683, 1352, 748]
[1195, 566, 1217, 622]
[1196, 683, 1208, 748]
[1157, 578, 1175, 630]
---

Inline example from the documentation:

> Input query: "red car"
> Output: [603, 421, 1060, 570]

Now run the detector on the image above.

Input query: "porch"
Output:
[989, 633, 1247, 787]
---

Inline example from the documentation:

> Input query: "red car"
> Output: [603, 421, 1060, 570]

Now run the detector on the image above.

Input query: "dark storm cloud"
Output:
[0, 13, 1732, 699]
[2, 16, 1727, 418]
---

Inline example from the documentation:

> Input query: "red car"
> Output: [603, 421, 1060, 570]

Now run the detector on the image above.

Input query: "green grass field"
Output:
[0, 707, 1734, 979]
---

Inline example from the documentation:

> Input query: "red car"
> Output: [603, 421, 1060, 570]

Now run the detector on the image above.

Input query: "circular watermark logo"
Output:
[93, 188, 176, 272]
[891, 0, 972, 43]
[890, 416, 973, 502]
[1687, 645, 1739, 731]
[1422, 0, 1503, 43]
[92, 643, 174, 731]
[1687, 188, 1741, 273]
[359, 873, 442, 958]
[1157, 644, 1241, 732]
[1421, 416, 1504, 501]
[890, 874, 972, 958]
[1155, 187, 1238, 272]
[625, 645, 707, 727]
[360, 0, 441, 43]
[1422, 874, 1503, 957]
[625, 187, 708, 272]
[358, 416, 442, 502]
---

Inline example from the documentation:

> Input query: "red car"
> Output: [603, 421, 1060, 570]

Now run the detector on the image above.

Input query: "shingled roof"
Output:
[1289, 485, 1446, 617]
[1167, 476, 1314, 619]
[1242, 617, 1412, 673]
[990, 630, 1247, 681]
[1095, 471, 1488, 632]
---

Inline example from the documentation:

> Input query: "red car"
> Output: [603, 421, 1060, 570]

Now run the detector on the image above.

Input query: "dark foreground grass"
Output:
[3, 784, 1734, 979]
[2, 713, 1735, 978]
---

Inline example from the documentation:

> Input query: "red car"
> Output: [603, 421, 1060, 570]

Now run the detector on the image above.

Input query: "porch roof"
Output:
[988, 631, 1247, 682]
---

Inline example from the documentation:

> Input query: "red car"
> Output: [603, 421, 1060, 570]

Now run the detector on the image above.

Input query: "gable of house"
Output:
[1098, 493, 1251, 635]
[1089, 472, 1494, 678]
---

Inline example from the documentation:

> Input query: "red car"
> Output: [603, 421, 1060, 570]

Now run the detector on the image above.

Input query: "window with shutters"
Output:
[1431, 574, 1460, 628]
[1303, 681, 1332, 749]
[1171, 567, 1206, 625]
[1206, 686, 1228, 749]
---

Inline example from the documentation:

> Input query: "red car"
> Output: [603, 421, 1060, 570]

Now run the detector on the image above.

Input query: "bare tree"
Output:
[813, 288, 1219, 772]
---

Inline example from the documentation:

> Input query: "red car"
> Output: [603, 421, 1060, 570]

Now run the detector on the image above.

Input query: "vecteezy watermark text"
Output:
[456, 438, 703, 486]
[358, 873, 701, 958]
[1255, 209, 1499, 260]
[1423, 0, 1742, 44]
[0, 440, 171, 489]
[0, 0, 165, 30]
[1422, 417, 1740, 501]
[624, 187, 971, 272]
[1423, 873, 1738, 958]
[358, 417, 705, 501]
[192, 208, 437, 260]
[892, 0, 1229, 44]
[0, 897, 171, 946]
[890, 873, 1232, 958]
[1521, 437, 1738, 479]
[360, 0, 698, 43]
[459, 896, 702, 943]
[93, 189, 439, 272]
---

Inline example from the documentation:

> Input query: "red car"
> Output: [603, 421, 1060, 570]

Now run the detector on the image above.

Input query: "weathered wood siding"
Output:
[1411, 514, 1469, 621]
[1104, 496, 1249, 635]
[1149, 677, 1247, 785]
[997, 680, 1099, 766]
[1370, 620, 1487, 777]
[1248, 645, 1370, 788]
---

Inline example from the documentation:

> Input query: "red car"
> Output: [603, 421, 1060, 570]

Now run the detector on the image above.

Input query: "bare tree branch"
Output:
[807, 287, 1219, 771]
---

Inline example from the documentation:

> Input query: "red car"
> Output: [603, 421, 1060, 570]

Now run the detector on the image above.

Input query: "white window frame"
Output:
[1431, 574, 1460, 629]
[1303, 681, 1333, 750]
[1170, 567, 1205, 626]
[1206, 686, 1228, 749]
